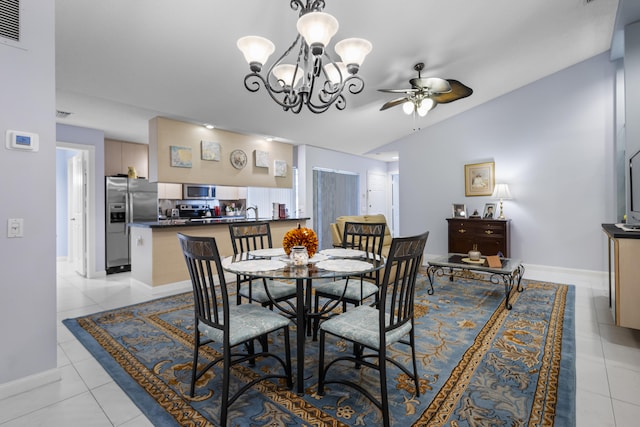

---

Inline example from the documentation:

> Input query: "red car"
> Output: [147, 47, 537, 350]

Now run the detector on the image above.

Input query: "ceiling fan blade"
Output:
[409, 77, 451, 93]
[378, 88, 419, 94]
[431, 80, 473, 103]
[380, 97, 410, 111]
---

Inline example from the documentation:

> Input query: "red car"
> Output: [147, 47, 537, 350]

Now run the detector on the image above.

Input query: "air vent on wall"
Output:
[0, 0, 20, 43]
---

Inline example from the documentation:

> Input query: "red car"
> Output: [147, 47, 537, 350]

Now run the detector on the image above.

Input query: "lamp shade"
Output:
[323, 61, 348, 85]
[335, 38, 372, 70]
[297, 12, 339, 50]
[402, 101, 414, 115]
[492, 183, 512, 200]
[272, 64, 303, 88]
[417, 98, 435, 117]
[237, 36, 275, 68]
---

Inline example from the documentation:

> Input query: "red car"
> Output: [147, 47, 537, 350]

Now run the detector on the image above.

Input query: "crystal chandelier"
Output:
[237, 0, 372, 114]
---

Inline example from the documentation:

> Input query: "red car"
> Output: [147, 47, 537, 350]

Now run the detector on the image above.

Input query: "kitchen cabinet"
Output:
[447, 218, 511, 258]
[216, 186, 247, 200]
[158, 183, 183, 199]
[105, 139, 149, 178]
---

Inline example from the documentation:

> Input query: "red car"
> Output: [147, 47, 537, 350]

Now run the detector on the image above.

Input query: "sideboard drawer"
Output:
[447, 218, 511, 257]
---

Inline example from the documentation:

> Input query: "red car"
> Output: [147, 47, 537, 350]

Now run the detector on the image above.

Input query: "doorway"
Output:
[56, 143, 96, 277]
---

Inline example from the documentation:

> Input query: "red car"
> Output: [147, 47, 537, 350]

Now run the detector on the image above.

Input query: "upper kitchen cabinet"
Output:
[216, 186, 247, 200]
[105, 139, 149, 178]
[158, 183, 183, 199]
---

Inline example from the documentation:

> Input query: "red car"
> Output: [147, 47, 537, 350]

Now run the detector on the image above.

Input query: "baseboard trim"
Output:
[0, 368, 61, 400]
[523, 263, 608, 290]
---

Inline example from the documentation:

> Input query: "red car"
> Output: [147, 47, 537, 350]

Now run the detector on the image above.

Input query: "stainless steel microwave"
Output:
[183, 184, 216, 199]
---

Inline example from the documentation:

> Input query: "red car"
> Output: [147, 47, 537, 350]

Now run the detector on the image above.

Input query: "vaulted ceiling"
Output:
[55, 0, 620, 161]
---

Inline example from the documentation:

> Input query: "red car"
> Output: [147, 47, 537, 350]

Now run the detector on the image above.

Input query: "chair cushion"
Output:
[319, 305, 411, 349]
[314, 279, 378, 302]
[198, 304, 291, 346]
[239, 280, 296, 303]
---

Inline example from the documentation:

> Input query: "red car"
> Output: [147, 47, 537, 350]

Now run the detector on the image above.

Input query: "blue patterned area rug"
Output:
[63, 272, 575, 426]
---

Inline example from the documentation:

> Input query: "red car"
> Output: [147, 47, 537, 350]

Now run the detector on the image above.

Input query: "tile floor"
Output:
[0, 261, 639, 426]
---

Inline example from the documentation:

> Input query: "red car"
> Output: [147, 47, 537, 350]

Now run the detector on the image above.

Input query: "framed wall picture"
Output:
[170, 146, 192, 168]
[201, 140, 221, 161]
[274, 160, 287, 177]
[255, 150, 269, 167]
[464, 161, 495, 196]
[483, 203, 497, 219]
[452, 203, 467, 218]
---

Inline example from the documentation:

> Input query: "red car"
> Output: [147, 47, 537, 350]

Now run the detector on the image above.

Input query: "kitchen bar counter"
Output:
[128, 217, 309, 287]
[129, 216, 308, 229]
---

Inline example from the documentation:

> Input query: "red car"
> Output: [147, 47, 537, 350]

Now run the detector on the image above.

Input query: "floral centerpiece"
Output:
[282, 224, 318, 258]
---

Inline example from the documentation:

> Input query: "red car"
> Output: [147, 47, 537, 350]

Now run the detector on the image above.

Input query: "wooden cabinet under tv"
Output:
[447, 218, 511, 258]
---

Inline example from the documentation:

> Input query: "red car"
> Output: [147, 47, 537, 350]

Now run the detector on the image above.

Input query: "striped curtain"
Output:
[313, 168, 359, 249]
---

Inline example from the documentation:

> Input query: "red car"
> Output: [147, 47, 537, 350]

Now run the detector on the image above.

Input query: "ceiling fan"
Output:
[379, 62, 473, 116]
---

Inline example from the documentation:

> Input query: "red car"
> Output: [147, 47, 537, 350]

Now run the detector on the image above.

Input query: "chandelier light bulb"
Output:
[323, 62, 348, 85]
[297, 12, 339, 55]
[237, 36, 275, 72]
[272, 64, 302, 88]
[335, 38, 372, 74]
[417, 98, 435, 116]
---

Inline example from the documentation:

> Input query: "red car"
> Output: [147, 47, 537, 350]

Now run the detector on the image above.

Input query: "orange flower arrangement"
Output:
[282, 224, 318, 258]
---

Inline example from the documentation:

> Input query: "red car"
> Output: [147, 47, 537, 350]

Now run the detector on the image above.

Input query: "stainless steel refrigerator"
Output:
[106, 177, 158, 273]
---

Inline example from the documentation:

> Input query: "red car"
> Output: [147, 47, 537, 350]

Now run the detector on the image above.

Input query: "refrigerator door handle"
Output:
[126, 193, 133, 236]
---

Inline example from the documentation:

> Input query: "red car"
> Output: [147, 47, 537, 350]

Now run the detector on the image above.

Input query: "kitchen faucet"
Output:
[245, 205, 258, 220]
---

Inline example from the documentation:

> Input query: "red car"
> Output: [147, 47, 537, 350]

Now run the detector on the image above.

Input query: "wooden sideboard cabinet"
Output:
[447, 218, 511, 257]
[602, 224, 640, 330]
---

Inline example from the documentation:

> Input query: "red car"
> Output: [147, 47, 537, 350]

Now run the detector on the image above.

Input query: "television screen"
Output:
[628, 150, 640, 226]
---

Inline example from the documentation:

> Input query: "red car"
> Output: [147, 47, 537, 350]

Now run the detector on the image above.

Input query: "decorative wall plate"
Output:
[230, 149, 247, 169]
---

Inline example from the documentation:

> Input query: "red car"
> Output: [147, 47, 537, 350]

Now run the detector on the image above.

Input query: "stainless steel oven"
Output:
[183, 184, 216, 199]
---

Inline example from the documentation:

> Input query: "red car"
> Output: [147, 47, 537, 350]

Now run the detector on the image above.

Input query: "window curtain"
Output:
[313, 169, 359, 249]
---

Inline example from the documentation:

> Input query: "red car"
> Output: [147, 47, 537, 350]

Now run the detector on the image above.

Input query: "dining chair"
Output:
[177, 233, 293, 426]
[312, 221, 386, 339]
[228, 222, 296, 310]
[317, 231, 429, 427]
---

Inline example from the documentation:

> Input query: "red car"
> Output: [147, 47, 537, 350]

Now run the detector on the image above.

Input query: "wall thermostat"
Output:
[6, 130, 39, 152]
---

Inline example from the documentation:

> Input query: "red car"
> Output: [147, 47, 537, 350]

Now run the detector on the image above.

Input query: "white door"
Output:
[68, 153, 87, 276]
[366, 171, 386, 215]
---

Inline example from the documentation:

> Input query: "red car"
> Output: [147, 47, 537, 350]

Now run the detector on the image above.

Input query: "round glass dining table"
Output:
[222, 248, 385, 394]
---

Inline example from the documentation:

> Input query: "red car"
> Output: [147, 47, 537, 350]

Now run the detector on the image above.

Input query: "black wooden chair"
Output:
[177, 233, 292, 426]
[312, 222, 386, 339]
[317, 231, 429, 427]
[228, 222, 296, 310]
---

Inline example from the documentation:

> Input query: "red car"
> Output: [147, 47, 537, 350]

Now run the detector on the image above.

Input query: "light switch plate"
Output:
[8, 218, 23, 237]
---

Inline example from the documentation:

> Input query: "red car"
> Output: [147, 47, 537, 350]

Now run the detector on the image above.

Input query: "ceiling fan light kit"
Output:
[237, 0, 372, 114]
[379, 62, 473, 117]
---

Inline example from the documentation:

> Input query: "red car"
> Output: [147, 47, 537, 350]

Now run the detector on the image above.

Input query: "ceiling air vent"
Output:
[0, 0, 20, 43]
[56, 110, 72, 119]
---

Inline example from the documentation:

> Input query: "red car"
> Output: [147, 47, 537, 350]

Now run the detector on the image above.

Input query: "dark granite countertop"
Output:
[602, 223, 640, 239]
[129, 217, 310, 229]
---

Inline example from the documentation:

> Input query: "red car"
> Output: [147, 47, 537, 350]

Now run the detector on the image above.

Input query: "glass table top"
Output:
[428, 253, 522, 274]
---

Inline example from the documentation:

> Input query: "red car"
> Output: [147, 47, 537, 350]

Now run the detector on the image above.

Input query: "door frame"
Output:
[56, 142, 97, 278]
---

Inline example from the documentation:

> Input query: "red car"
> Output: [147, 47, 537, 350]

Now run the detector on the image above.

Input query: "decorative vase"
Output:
[290, 246, 309, 266]
[468, 244, 481, 261]
[127, 166, 137, 179]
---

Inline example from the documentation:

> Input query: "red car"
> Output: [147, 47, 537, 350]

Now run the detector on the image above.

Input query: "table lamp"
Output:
[492, 183, 512, 219]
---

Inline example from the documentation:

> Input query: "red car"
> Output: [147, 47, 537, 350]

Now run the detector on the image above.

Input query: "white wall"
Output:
[389, 53, 616, 271]
[0, 3, 57, 384]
